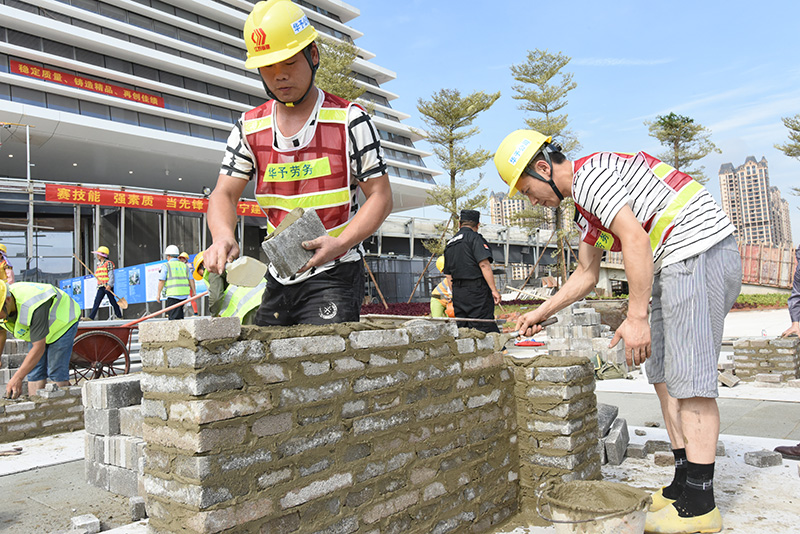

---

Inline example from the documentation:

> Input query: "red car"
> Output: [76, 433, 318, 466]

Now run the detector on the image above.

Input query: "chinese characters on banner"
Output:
[45, 184, 265, 217]
[10, 60, 164, 108]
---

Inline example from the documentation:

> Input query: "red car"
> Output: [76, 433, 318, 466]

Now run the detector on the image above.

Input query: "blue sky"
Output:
[354, 0, 800, 243]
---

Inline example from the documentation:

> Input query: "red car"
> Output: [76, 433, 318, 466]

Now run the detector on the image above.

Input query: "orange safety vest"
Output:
[242, 91, 356, 238]
[95, 259, 114, 285]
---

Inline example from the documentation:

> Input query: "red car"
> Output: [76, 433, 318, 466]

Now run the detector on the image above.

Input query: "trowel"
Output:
[225, 257, 267, 287]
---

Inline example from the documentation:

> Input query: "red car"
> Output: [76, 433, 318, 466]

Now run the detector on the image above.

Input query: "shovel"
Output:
[73, 254, 129, 310]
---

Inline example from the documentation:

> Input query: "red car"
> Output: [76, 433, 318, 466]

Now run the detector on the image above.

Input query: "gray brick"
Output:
[270, 335, 346, 359]
[139, 316, 240, 343]
[535, 363, 593, 383]
[626, 443, 648, 459]
[603, 417, 629, 465]
[280, 379, 348, 407]
[744, 450, 783, 468]
[353, 411, 412, 435]
[349, 329, 409, 349]
[402, 349, 425, 363]
[403, 320, 447, 343]
[108, 464, 140, 497]
[140, 399, 167, 420]
[280, 472, 353, 509]
[597, 403, 619, 438]
[71, 514, 100, 534]
[129, 496, 147, 522]
[82, 374, 142, 410]
[353, 372, 408, 393]
[166, 341, 263, 369]
[119, 405, 143, 438]
[456, 338, 475, 354]
[84, 408, 120, 436]
[140, 371, 243, 396]
[253, 413, 293, 437]
[143, 475, 232, 508]
[302, 361, 332, 376]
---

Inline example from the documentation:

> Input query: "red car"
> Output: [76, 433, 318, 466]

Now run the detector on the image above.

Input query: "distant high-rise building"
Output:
[718, 156, 793, 246]
[488, 191, 532, 227]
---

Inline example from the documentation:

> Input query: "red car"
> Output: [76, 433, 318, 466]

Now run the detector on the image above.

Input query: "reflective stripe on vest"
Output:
[243, 92, 354, 239]
[3, 283, 79, 343]
[95, 259, 114, 285]
[164, 260, 191, 296]
[431, 279, 452, 301]
[219, 281, 266, 319]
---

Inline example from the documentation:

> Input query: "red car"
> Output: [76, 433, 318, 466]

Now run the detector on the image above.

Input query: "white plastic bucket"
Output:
[538, 480, 650, 534]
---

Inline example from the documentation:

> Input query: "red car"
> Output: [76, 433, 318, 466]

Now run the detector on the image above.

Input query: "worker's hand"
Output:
[782, 322, 800, 338]
[204, 237, 240, 275]
[491, 289, 501, 305]
[610, 316, 651, 367]
[5, 374, 23, 399]
[298, 236, 348, 273]
[515, 309, 547, 338]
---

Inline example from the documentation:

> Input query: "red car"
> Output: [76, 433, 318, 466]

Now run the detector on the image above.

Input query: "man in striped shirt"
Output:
[205, 0, 392, 326]
[495, 130, 741, 534]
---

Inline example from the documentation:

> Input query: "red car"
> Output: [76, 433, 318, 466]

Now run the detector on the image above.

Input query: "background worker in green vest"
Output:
[192, 251, 265, 325]
[156, 245, 195, 321]
[0, 280, 81, 398]
[430, 256, 454, 318]
[495, 130, 740, 534]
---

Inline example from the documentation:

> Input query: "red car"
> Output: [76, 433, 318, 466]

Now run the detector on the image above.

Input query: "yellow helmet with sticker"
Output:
[243, 0, 318, 69]
[494, 130, 552, 197]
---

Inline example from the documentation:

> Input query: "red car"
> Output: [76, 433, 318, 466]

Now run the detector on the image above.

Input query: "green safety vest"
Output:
[2, 283, 80, 343]
[219, 281, 266, 320]
[163, 259, 191, 297]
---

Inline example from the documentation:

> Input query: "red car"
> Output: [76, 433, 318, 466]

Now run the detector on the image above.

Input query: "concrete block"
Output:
[84, 408, 120, 436]
[270, 335, 346, 359]
[755, 373, 783, 383]
[130, 496, 147, 521]
[82, 374, 142, 410]
[596, 403, 619, 438]
[108, 464, 140, 497]
[349, 329, 409, 349]
[744, 450, 783, 468]
[653, 451, 673, 466]
[119, 405, 143, 438]
[402, 320, 448, 342]
[645, 440, 671, 454]
[604, 417, 629, 465]
[718, 371, 740, 388]
[717, 441, 726, 457]
[626, 443, 648, 459]
[85, 460, 109, 490]
[71, 514, 100, 534]
[788, 379, 800, 388]
[138, 316, 240, 344]
[261, 207, 326, 278]
[535, 362, 593, 383]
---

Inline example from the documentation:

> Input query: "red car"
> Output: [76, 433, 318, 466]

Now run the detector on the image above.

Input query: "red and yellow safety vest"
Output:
[95, 259, 114, 285]
[573, 152, 704, 253]
[242, 91, 355, 238]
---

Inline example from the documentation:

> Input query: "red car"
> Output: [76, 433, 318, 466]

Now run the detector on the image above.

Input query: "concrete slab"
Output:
[0, 430, 85, 476]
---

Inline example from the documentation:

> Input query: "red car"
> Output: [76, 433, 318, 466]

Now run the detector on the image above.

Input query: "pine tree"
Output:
[775, 113, 800, 197]
[645, 112, 720, 185]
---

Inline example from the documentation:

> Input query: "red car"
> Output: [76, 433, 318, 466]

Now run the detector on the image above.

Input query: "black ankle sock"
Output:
[662, 448, 687, 500]
[674, 461, 715, 517]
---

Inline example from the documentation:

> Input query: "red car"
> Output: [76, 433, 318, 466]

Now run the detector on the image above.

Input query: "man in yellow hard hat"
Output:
[494, 130, 741, 534]
[87, 246, 123, 320]
[204, 0, 392, 325]
[192, 251, 265, 325]
[0, 279, 81, 398]
[0, 244, 14, 284]
[157, 245, 195, 320]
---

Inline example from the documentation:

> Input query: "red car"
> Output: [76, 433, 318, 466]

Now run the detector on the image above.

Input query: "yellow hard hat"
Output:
[0, 279, 7, 308]
[0, 244, 6, 254]
[243, 0, 318, 69]
[179, 252, 190, 260]
[193, 251, 205, 281]
[494, 130, 552, 197]
[436, 255, 445, 272]
[92, 246, 110, 257]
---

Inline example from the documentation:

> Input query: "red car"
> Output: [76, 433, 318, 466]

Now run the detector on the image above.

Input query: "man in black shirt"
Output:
[443, 210, 501, 333]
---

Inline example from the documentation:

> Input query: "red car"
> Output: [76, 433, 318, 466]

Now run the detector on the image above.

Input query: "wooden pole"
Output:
[363, 257, 388, 309]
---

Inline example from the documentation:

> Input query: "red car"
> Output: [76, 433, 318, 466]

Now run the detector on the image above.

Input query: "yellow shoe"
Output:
[645, 504, 722, 534]
[650, 487, 676, 512]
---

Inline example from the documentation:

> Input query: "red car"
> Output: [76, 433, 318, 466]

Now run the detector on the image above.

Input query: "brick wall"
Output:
[137, 317, 519, 534]
[0, 384, 84, 443]
[732, 337, 800, 382]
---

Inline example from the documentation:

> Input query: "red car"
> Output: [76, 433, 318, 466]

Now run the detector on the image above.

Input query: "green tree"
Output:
[315, 36, 369, 107]
[645, 112, 720, 185]
[510, 49, 580, 284]
[416, 88, 501, 252]
[775, 113, 800, 197]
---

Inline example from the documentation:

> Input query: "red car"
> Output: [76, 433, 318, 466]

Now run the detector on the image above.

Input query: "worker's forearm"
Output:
[620, 237, 653, 320]
[479, 263, 498, 293]
[207, 187, 241, 243]
[535, 266, 597, 320]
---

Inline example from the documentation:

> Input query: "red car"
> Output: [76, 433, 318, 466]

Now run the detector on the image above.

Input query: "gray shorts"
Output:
[646, 235, 741, 398]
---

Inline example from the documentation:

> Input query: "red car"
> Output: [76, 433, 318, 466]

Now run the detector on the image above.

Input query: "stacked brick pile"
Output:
[507, 353, 601, 525]
[731, 337, 800, 383]
[0, 337, 28, 395]
[82, 374, 144, 497]
[0, 383, 84, 443]
[545, 302, 627, 372]
[138, 317, 518, 534]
